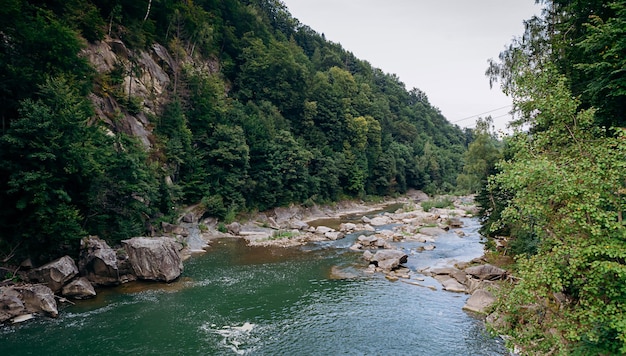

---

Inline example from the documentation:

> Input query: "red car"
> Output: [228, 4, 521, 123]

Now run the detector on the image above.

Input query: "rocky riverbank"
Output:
[1, 190, 506, 325]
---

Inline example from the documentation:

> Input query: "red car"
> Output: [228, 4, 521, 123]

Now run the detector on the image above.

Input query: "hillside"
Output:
[0, 0, 468, 262]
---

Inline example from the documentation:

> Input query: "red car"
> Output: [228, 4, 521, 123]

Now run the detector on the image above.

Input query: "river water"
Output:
[1, 217, 508, 355]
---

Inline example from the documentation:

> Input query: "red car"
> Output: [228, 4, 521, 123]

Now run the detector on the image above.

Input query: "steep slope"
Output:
[0, 0, 468, 261]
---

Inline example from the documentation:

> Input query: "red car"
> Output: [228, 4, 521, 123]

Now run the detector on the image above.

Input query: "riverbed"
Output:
[1, 217, 507, 355]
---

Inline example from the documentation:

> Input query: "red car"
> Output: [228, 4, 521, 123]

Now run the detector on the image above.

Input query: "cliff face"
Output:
[81, 37, 217, 148]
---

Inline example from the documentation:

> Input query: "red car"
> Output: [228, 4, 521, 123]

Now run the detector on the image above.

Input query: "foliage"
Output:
[486, 66, 626, 354]
[0, 0, 470, 262]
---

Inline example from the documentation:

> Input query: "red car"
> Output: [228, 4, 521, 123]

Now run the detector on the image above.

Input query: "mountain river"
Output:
[1, 214, 508, 355]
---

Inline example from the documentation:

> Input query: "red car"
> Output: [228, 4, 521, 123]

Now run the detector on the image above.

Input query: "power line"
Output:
[451, 105, 512, 123]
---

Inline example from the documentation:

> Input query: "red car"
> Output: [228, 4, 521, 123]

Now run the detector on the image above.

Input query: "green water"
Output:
[1, 219, 508, 355]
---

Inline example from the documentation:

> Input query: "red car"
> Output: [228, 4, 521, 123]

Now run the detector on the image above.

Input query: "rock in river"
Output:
[28, 255, 78, 292]
[122, 237, 183, 282]
[79, 236, 120, 286]
[62, 277, 97, 300]
[370, 250, 408, 271]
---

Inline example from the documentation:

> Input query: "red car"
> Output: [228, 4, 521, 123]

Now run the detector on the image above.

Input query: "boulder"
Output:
[19, 285, 58, 318]
[325, 231, 344, 240]
[161, 222, 189, 237]
[182, 213, 194, 223]
[463, 289, 496, 314]
[447, 217, 463, 228]
[362, 250, 374, 261]
[62, 277, 97, 300]
[226, 222, 241, 235]
[28, 256, 78, 292]
[370, 250, 408, 271]
[419, 227, 447, 236]
[122, 237, 183, 282]
[289, 220, 309, 231]
[79, 236, 120, 286]
[369, 216, 392, 226]
[339, 223, 357, 232]
[315, 226, 334, 234]
[436, 276, 467, 293]
[0, 288, 26, 323]
[357, 235, 378, 247]
[349, 243, 362, 251]
[464, 264, 507, 281]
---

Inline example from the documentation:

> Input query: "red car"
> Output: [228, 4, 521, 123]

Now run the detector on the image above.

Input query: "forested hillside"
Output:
[0, 0, 468, 262]
[480, 0, 626, 354]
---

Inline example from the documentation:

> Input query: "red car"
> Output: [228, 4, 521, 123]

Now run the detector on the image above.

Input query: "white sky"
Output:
[281, 0, 542, 132]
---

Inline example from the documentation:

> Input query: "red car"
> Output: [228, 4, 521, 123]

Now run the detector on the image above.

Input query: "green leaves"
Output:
[485, 66, 626, 353]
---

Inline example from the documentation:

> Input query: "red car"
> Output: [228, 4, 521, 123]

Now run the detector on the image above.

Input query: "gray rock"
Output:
[369, 216, 391, 226]
[325, 231, 344, 240]
[182, 213, 194, 223]
[315, 226, 334, 234]
[362, 250, 374, 261]
[19, 285, 58, 318]
[226, 222, 241, 235]
[419, 227, 447, 236]
[357, 235, 378, 247]
[447, 217, 463, 228]
[289, 220, 309, 231]
[370, 250, 408, 271]
[28, 256, 78, 292]
[122, 237, 183, 282]
[465, 264, 507, 281]
[62, 277, 97, 300]
[349, 243, 363, 251]
[161, 222, 189, 237]
[79, 236, 120, 286]
[438, 276, 468, 293]
[339, 223, 357, 232]
[0, 289, 26, 323]
[463, 289, 496, 314]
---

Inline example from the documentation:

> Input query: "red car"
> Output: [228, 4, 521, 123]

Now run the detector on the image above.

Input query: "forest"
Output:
[0, 0, 468, 262]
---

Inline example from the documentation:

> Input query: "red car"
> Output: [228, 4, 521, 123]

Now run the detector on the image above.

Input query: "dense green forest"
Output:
[0, 0, 469, 262]
[478, 0, 626, 354]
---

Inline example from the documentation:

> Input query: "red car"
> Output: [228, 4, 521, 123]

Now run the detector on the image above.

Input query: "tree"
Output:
[487, 65, 626, 354]
[456, 117, 501, 194]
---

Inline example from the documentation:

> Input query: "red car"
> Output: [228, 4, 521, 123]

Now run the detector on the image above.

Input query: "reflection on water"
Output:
[1, 217, 506, 356]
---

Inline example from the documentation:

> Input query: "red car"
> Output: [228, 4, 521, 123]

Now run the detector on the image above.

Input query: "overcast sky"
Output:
[281, 0, 542, 131]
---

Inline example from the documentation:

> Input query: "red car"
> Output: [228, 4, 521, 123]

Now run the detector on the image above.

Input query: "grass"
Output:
[270, 230, 298, 240]
[421, 198, 454, 212]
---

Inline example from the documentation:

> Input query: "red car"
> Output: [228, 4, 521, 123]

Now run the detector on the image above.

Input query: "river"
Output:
[1, 217, 508, 355]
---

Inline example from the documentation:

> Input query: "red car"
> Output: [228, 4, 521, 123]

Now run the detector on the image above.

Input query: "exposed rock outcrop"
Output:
[122, 237, 183, 282]
[28, 256, 78, 292]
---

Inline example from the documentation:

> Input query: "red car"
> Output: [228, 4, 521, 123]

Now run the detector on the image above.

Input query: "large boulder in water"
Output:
[62, 277, 97, 300]
[28, 255, 78, 292]
[370, 250, 408, 271]
[122, 237, 183, 282]
[19, 285, 58, 318]
[79, 236, 120, 286]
